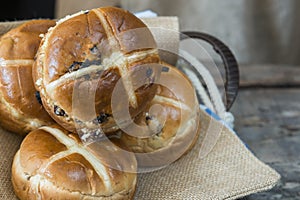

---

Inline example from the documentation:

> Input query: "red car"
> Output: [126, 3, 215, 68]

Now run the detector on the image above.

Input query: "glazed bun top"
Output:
[110, 63, 201, 169]
[115, 63, 200, 151]
[0, 20, 56, 135]
[34, 7, 160, 134]
[35, 7, 159, 83]
[0, 20, 56, 60]
[13, 124, 137, 199]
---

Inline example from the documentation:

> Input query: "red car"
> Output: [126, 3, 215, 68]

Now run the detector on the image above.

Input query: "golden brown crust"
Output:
[99, 7, 157, 53]
[111, 64, 201, 167]
[33, 7, 160, 135]
[0, 20, 56, 59]
[0, 20, 56, 135]
[12, 124, 137, 200]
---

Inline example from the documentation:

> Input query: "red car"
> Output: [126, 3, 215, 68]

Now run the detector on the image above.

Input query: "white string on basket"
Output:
[179, 49, 235, 129]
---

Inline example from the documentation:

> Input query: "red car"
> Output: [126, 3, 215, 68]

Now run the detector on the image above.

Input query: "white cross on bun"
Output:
[33, 7, 160, 135]
[12, 124, 137, 200]
[0, 20, 56, 135]
[111, 63, 201, 168]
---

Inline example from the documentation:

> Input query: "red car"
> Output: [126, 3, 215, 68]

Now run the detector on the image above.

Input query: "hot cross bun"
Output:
[33, 7, 160, 135]
[0, 20, 55, 135]
[12, 124, 137, 199]
[111, 63, 201, 168]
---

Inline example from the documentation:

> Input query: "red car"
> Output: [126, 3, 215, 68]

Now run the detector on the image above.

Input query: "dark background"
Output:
[0, 0, 55, 21]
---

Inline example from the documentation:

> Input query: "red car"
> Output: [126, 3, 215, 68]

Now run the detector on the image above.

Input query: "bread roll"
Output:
[33, 7, 160, 135]
[0, 20, 56, 135]
[110, 63, 201, 168]
[12, 124, 137, 200]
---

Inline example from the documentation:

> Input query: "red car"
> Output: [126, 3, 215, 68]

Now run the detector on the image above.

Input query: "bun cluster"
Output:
[0, 6, 200, 200]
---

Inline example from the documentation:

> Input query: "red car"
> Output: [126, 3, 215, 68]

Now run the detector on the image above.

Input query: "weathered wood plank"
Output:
[231, 88, 300, 199]
[239, 65, 300, 87]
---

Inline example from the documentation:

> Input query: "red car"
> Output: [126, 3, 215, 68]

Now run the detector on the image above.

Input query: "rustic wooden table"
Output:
[230, 65, 300, 200]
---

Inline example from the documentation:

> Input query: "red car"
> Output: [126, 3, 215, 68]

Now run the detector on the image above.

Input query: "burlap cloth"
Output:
[0, 17, 280, 200]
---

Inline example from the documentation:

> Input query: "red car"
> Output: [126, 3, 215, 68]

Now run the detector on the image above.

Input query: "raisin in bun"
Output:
[33, 7, 160, 135]
[12, 124, 137, 200]
[111, 63, 201, 168]
[0, 20, 55, 135]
